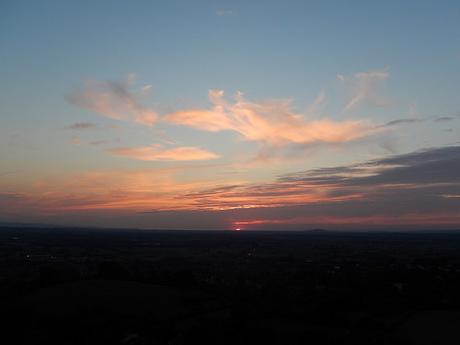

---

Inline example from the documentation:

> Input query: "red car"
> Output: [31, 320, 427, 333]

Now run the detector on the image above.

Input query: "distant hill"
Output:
[0, 222, 62, 228]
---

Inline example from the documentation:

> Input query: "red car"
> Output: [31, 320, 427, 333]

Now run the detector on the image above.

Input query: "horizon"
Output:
[2, 221, 460, 234]
[1, 1, 460, 230]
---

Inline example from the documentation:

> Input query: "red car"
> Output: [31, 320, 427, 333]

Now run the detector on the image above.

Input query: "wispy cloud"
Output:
[339, 69, 389, 112]
[67, 76, 158, 126]
[434, 116, 455, 122]
[382, 118, 423, 127]
[441, 194, 460, 198]
[65, 122, 97, 130]
[379, 114, 458, 128]
[88, 140, 107, 146]
[110, 145, 219, 161]
[6, 168, 228, 215]
[165, 90, 378, 147]
[216, 9, 234, 17]
[70, 137, 82, 145]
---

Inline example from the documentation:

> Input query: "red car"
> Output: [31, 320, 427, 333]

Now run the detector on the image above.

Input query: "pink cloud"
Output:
[110, 145, 219, 161]
[165, 90, 378, 146]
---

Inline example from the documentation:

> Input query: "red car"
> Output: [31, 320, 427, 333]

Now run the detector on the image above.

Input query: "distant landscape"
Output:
[2, 226, 460, 345]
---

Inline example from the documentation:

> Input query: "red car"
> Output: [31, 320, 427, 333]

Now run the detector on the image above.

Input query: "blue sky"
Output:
[1, 1, 460, 229]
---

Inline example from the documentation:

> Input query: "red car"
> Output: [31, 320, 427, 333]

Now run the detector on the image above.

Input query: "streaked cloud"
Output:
[2, 146, 459, 229]
[382, 118, 423, 127]
[67, 77, 158, 126]
[165, 90, 378, 146]
[88, 140, 107, 146]
[339, 69, 389, 112]
[234, 213, 460, 228]
[65, 122, 97, 130]
[379, 114, 458, 128]
[227, 148, 460, 228]
[0, 168, 229, 215]
[280, 145, 460, 186]
[441, 194, 460, 199]
[434, 116, 455, 122]
[110, 145, 219, 161]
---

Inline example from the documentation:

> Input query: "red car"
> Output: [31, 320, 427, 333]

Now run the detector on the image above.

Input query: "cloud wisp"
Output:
[216, 9, 234, 16]
[379, 114, 459, 129]
[65, 122, 97, 130]
[67, 77, 158, 126]
[110, 145, 219, 161]
[338, 69, 390, 112]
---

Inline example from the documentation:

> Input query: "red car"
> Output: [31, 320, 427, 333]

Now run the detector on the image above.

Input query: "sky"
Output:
[1, 0, 460, 230]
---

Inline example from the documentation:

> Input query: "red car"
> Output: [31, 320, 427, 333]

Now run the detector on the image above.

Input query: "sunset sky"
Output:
[1, 0, 460, 230]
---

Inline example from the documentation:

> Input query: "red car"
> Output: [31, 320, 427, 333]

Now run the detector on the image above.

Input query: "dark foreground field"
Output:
[2, 227, 460, 345]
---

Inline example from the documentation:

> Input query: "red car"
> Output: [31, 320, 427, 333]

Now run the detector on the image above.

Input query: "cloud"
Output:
[226, 146, 460, 229]
[377, 113, 458, 128]
[339, 69, 389, 112]
[88, 140, 107, 146]
[67, 77, 158, 126]
[281, 145, 460, 186]
[164, 90, 378, 147]
[216, 9, 233, 16]
[70, 137, 82, 145]
[65, 122, 97, 130]
[234, 213, 460, 228]
[382, 118, 423, 127]
[434, 116, 455, 122]
[181, 146, 460, 224]
[110, 145, 219, 161]
[441, 194, 460, 198]
[6, 168, 227, 215]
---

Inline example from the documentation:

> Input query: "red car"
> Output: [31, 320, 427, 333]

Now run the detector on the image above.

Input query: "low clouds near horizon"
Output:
[2, 145, 460, 229]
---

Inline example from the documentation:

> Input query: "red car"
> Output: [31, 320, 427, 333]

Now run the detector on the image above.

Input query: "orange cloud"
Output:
[110, 145, 219, 161]
[3, 169, 220, 215]
[165, 90, 378, 146]
[181, 182, 362, 211]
